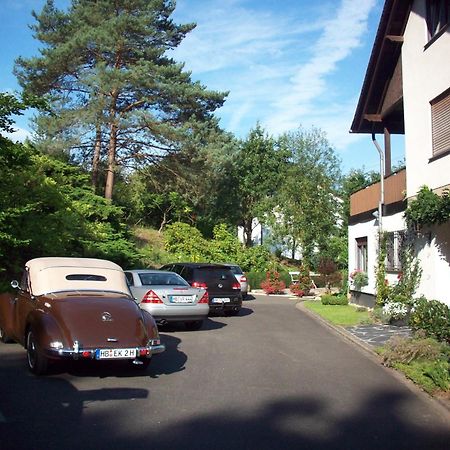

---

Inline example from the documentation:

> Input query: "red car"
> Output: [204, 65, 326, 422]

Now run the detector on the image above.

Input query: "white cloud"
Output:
[172, 0, 378, 156]
[4, 126, 32, 143]
[266, 0, 377, 133]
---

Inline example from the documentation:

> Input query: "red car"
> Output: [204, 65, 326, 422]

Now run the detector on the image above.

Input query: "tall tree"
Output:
[233, 125, 288, 247]
[268, 127, 342, 267]
[15, 0, 227, 198]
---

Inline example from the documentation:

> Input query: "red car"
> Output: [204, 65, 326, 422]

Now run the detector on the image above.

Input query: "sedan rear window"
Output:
[139, 273, 188, 286]
[65, 274, 107, 281]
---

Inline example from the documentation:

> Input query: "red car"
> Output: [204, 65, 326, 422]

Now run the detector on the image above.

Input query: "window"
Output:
[125, 272, 134, 286]
[65, 274, 107, 281]
[385, 231, 405, 272]
[431, 88, 450, 157]
[356, 237, 368, 272]
[426, 0, 449, 39]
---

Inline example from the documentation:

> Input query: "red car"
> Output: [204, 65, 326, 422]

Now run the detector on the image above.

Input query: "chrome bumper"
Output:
[45, 342, 165, 360]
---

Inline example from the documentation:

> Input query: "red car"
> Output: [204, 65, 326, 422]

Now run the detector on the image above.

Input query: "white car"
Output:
[222, 264, 249, 298]
[125, 269, 209, 330]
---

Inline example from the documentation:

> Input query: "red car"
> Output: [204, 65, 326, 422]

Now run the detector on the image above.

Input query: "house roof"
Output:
[350, 0, 412, 134]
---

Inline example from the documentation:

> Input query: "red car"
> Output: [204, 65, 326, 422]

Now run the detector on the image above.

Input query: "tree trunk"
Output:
[104, 122, 117, 200]
[91, 124, 102, 191]
[243, 218, 253, 247]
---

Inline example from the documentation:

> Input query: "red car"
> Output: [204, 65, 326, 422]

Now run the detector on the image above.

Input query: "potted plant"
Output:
[350, 269, 368, 291]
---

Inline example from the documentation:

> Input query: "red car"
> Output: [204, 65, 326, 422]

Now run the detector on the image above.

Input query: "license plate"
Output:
[95, 348, 137, 360]
[170, 295, 194, 303]
[212, 298, 231, 303]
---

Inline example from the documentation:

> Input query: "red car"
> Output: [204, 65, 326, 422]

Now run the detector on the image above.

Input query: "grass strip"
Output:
[303, 300, 370, 326]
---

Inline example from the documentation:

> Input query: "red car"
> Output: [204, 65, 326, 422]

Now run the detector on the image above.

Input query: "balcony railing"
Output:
[350, 168, 406, 217]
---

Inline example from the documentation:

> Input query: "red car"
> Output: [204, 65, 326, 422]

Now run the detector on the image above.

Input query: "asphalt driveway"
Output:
[0, 294, 449, 450]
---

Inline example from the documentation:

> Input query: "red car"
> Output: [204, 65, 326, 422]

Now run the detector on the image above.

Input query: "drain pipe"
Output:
[372, 133, 385, 233]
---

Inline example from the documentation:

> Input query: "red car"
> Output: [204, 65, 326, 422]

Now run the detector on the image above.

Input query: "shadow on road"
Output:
[1, 375, 449, 450]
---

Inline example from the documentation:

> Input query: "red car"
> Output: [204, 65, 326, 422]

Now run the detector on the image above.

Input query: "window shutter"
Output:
[431, 88, 450, 156]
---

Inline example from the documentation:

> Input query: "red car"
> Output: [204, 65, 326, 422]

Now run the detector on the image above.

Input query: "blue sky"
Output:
[0, 0, 404, 174]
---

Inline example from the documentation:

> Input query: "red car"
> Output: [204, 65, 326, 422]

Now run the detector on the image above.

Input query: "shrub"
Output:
[381, 334, 450, 393]
[321, 294, 348, 305]
[317, 258, 342, 293]
[409, 297, 450, 343]
[289, 283, 305, 297]
[260, 270, 286, 294]
[381, 334, 442, 366]
[382, 301, 410, 322]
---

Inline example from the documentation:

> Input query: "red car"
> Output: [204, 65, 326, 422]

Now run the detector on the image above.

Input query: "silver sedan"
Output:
[125, 270, 209, 330]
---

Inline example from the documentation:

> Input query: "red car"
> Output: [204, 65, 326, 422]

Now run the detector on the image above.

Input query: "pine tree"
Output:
[15, 0, 227, 198]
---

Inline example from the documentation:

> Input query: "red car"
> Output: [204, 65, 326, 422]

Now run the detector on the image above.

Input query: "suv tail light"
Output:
[198, 291, 209, 304]
[141, 290, 163, 303]
[232, 282, 241, 290]
[239, 276, 247, 283]
[191, 281, 208, 289]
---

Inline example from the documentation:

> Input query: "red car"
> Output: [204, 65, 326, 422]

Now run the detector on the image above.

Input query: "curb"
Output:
[295, 301, 450, 417]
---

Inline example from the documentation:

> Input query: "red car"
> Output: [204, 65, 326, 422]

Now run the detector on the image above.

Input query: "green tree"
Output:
[269, 127, 342, 267]
[0, 92, 139, 284]
[233, 124, 288, 246]
[15, 0, 227, 198]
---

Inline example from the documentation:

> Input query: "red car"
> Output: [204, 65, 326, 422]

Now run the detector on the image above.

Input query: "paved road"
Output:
[1, 294, 449, 450]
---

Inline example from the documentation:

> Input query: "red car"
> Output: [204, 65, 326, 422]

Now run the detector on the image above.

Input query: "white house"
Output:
[349, 0, 450, 307]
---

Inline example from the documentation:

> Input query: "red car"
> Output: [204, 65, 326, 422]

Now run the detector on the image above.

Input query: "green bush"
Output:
[410, 297, 450, 343]
[394, 360, 449, 393]
[247, 271, 266, 290]
[381, 334, 442, 366]
[321, 294, 348, 305]
[381, 334, 450, 393]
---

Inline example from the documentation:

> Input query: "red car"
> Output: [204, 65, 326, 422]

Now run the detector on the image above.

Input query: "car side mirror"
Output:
[11, 280, 19, 289]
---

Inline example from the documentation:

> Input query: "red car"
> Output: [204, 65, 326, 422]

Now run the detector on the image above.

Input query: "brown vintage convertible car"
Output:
[0, 257, 165, 375]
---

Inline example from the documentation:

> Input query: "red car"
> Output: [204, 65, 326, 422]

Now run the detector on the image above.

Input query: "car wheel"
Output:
[0, 326, 12, 343]
[185, 320, 203, 331]
[26, 330, 49, 375]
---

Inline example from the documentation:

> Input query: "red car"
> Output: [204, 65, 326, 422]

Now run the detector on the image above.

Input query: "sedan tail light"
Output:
[239, 276, 247, 283]
[232, 282, 241, 290]
[141, 290, 163, 303]
[191, 281, 208, 289]
[198, 291, 209, 304]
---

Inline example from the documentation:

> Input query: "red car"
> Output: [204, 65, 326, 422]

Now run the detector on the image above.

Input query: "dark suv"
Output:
[159, 263, 242, 315]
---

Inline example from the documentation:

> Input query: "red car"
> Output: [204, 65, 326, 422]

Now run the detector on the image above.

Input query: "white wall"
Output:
[348, 211, 406, 295]
[401, 1, 450, 306]
[402, 1, 450, 196]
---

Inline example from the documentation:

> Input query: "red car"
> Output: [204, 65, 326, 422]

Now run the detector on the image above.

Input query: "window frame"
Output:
[356, 237, 368, 273]
[385, 231, 405, 272]
[430, 87, 450, 159]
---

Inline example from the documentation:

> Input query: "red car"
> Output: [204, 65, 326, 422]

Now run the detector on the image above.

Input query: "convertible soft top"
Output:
[26, 257, 130, 296]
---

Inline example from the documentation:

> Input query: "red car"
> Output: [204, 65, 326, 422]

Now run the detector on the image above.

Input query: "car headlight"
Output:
[50, 341, 63, 350]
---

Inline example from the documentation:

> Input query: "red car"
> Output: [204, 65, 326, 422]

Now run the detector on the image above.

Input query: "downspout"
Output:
[372, 133, 385, 234]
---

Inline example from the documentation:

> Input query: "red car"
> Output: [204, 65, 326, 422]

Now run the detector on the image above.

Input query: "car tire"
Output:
[26, 330, 49, 375]
[0, 326, 12, 343]
[185, 320, 203, 331]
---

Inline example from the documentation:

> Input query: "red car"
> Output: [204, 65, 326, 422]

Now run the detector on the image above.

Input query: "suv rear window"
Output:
[226, 265, 243, 275]
[194, 267, 234, 282]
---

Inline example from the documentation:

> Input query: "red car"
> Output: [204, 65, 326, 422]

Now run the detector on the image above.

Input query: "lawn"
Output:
[303, 300, 371, 326]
